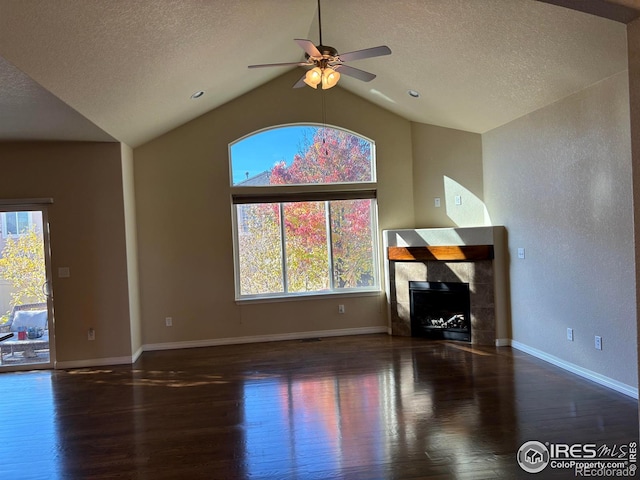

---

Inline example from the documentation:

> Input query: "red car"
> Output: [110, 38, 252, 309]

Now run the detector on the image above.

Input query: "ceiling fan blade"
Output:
[293, 73, 308, 89]
[338, 45, 392, 62]
[248, 61, 310, 69]
[294, 39, 322, 58]
[336, 64, 377, 82]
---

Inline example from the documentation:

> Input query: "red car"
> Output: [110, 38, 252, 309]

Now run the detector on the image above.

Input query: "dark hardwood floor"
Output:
[1, 334, 637, 479]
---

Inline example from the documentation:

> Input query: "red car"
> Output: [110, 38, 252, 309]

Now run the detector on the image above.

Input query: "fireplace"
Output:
[409, 281, 471, 342]
[384, 226, 508, 346]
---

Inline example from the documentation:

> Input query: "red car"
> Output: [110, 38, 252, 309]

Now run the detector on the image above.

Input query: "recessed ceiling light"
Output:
[408, 90, 420, 98]
[191, 91, 205, 99]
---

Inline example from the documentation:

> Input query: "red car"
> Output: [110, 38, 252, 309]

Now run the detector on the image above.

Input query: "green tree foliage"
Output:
[0, 225, 46, 322]
[238, 127, 374, 295]
[238, 204, 284, 295]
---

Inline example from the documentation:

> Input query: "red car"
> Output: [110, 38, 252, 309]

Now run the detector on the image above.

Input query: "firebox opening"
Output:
[409, 281, 471, 342]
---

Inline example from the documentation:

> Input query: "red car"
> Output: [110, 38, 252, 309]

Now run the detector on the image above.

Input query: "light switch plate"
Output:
[517, 248, 525, 259]
[454, 195, 462, 205]
[434, 197, 441, 208]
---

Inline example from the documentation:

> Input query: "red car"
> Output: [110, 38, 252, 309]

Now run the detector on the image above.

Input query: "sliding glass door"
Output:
[0, 207, 54, 370]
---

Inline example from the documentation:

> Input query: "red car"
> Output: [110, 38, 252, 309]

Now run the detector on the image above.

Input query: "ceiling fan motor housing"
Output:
[305, 45, 339, 61]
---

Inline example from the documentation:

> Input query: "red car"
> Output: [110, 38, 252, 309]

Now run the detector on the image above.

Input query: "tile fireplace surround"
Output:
[383, 226, 509, 346]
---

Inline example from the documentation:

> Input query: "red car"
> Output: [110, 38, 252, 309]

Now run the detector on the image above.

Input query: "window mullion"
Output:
[280, 203, 289, 293]
[326, 201, 334, 291]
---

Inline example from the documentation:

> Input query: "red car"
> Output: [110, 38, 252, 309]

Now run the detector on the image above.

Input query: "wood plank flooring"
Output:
[0, 334, 637, 479]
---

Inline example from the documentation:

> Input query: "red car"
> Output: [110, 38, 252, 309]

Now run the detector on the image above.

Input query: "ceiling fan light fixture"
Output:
[321, 67, 340, 90]
[248, 0, 391, 91]
[304, 67, 322, 89]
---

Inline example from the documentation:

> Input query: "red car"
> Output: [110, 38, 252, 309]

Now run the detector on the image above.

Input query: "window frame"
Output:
[229, 124, 381, 302]
[1, 211, 33, 238]
[229, 124, 377, 187]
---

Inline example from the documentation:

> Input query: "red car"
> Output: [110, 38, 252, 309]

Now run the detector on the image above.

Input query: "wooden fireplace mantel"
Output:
[387, 245, 494, 262]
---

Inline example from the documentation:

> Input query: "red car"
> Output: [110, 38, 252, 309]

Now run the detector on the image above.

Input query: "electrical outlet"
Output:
[595, 335, 602, 350]
[87, 328, 95, 341]
[165, 317, 173, 327]
[338, 305, 345, 314]
[567, 328, 573, 341]
[454, 195, 462, 205]
[517, 248, 525, 259]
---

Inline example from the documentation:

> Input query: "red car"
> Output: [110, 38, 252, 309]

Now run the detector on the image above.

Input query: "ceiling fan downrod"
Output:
[317, 0, 323, 46]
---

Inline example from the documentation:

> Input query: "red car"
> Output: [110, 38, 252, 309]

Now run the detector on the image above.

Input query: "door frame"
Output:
[0, 199, 55, 371]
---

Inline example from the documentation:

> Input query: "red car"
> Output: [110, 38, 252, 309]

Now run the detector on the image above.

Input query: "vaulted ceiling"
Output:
[0, 0, 637, 148]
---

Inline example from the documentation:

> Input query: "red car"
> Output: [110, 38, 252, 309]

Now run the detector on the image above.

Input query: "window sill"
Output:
[235, 289, 383, 305]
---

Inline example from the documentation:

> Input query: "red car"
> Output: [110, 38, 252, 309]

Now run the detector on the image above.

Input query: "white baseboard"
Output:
[509, 340, 638, 399]
[143, 326, 388, 352]
[132, 345, 143, 363]
[55, 355, 135, 370]
[53, 332, 637, 400]
[53, 327, 387, 369]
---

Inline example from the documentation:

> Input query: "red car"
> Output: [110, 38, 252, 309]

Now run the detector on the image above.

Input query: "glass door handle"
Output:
[42, 281, 52, 298]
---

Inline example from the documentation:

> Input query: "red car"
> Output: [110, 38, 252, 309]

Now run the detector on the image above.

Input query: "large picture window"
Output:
[230, 125, 379, 299]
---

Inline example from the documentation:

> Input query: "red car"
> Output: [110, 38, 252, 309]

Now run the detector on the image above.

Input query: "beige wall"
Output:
[134, 69, 414, 345]
[628, 18, 640, 404]
[483, 71, 637, 388]
[411, 123, 486, 227]
[0, 142, 133, 364]
[0, 50, 629, 395]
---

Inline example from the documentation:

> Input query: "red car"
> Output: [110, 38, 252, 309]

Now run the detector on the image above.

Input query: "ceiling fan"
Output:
[248, 0, 392, 90]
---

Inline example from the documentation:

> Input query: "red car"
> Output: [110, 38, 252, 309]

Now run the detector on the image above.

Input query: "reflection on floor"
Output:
[0, 334, 637, 479]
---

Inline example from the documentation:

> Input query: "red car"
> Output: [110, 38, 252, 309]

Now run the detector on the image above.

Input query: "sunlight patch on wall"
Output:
[444, 176, 491, 226]
[368, 89, 397, 104]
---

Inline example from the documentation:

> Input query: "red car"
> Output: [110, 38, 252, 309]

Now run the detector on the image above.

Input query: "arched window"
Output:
[230, 124, 379, 299]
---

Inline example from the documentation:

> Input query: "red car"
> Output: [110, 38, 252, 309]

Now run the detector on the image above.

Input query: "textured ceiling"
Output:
[0, 0, 634, 147]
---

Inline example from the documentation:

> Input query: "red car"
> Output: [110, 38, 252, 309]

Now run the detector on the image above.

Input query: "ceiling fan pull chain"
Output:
[321, 90, 329, 155]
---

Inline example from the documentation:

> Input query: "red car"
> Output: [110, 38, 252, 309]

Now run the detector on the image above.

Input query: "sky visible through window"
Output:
[230, 126, 316, 185]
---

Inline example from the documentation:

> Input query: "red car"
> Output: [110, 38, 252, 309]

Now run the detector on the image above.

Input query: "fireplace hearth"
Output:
[409, 281, 471, 342]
